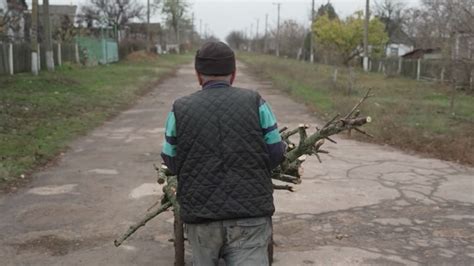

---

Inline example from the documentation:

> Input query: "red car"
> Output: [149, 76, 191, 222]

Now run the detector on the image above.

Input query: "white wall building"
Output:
[386, 43, 414, 57]
[385, 28, 415, 57]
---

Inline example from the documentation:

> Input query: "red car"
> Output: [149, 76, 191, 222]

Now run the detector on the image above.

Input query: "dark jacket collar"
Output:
[202, 80, 231, 90]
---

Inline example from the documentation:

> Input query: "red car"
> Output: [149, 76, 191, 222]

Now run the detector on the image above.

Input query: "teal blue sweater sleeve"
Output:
[161, 108, 177, 174]
[258, 96, 286, 169]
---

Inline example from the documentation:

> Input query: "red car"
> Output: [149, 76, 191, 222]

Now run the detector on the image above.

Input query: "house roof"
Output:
[38, 5, 77, 18]
[389, 27, 414, 46]
[401, 48, 442, 59]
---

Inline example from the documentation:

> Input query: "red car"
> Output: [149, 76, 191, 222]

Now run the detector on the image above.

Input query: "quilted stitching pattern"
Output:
[174, 87, 274, 223]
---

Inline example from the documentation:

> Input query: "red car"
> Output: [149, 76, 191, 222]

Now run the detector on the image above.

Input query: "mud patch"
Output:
[16, 203, 97, 229]
[362, 257, 406, 265]
[10, 234, 105, 256]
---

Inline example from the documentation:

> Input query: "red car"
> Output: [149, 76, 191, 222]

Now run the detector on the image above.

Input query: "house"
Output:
[125, 22, 161, 41]
[0, 0, 6, 37]
[402, 48, 443, 60]
[385, 28, 414, 57]
[38, 4, 77, 32]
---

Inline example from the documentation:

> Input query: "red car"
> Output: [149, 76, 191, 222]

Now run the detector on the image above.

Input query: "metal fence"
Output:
[369, 57, 473, 88]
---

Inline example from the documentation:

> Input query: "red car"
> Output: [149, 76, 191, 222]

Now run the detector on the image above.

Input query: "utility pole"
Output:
[255, 18, 260, 52]
[43, 0, 54, 71]
[250, 23, 253, 52]
[191, 13, 195, 48]
[31, 0, 39, 75]
[264, 13, 268, 53]
[273, 2, 281, 57]
[146, 0, 151, 52]
[176, 0, 180, 54]
[363, 0, 370, 72]
[256, 18, 259, 39]
[199, 19, 202, 40]
[310, 0, 315, 63]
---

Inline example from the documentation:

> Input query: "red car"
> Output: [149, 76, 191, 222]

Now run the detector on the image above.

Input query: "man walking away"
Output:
[161, 41, 286, 265]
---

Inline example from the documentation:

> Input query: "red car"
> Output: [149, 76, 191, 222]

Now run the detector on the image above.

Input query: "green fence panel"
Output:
[76, 36, 102, 65]
[106, 40, 119, 63]
[76, 36, 118, 65]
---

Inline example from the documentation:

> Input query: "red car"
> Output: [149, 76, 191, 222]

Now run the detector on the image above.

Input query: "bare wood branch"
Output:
[273, 184, 295, 192]
[323, 114, 340, 128]
[114, 201, 172, 247]
[354, 127, 374, 138]
[279, 126, 288, 133]
[271, 173, 301, 184]
[343, 88, 372, 120]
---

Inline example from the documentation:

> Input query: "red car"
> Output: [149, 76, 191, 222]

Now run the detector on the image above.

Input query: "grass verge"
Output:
[0, 54, 192, 187]
[240, 53, 474, 165]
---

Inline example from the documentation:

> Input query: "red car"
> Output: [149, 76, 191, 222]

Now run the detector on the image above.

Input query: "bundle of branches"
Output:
[114, 90, 373, 265]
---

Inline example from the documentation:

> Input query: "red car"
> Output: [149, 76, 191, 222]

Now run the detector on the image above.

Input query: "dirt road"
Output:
[0, 63, 473, 265]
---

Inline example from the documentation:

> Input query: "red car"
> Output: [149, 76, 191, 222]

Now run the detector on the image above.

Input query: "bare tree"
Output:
[54, 15, 77, 42]
[405, 0, 473, 49]
[225, 31, 246, 50]
[0, 0, 28, 41]
[79, 0, 145, 30]
[374, 0, 407, 39]
[272, 19, 306, 59]
[162, 0, 188, 48]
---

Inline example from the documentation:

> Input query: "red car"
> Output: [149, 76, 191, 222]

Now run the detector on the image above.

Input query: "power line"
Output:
[264, 13, 268, 53]
[363, 0, 370, 72]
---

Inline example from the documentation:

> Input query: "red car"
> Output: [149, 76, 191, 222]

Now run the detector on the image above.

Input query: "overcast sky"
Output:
[26, 0, 420, 41]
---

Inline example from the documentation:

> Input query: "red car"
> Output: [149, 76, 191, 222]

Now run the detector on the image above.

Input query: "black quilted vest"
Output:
[173, 86, 275, 223]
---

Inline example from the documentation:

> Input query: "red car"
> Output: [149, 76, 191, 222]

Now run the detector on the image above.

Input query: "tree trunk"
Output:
[43, 0, 55, 71]
[347, 66, 354, 95]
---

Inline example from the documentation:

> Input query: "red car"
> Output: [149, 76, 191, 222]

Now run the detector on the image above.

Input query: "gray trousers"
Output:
[186, 216, 272, 266]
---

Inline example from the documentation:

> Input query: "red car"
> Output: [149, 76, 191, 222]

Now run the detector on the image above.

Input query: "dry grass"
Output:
[240, 53, 474, 165]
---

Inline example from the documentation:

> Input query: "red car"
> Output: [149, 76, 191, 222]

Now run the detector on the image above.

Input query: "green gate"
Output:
[76, 36, 118, 65]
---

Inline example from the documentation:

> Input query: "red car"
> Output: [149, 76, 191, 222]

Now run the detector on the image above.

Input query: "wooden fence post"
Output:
[416, 59, 421, 80]
[57, 42, 62, 66]
[8, 43, 14, 75]
[397, 57, 402, 75]
[75, 43, 80, 64]
[470, 70, 473, 91]
[37, 44, 41, 71]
